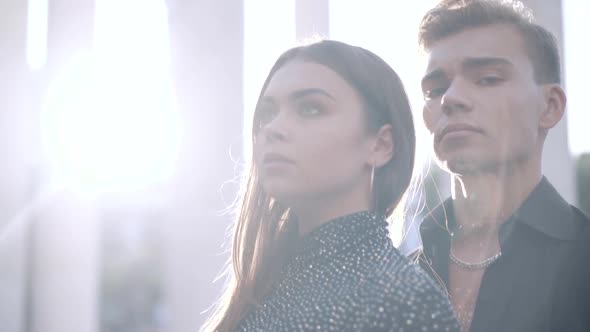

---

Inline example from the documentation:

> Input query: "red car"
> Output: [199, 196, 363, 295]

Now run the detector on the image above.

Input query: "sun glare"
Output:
[40, 0, 182, 195]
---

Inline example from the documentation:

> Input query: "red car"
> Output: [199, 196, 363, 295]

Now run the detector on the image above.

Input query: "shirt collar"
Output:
[512, 176, 576, 240]
[422, 176, 576, 242]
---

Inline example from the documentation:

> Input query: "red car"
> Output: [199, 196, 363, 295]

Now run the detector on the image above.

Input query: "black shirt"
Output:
[419, 177, 590, 332]
[551, 216, 590, 331]
[237, 211, 460, 331]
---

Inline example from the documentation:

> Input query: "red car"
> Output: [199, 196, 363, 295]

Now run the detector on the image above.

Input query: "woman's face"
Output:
[253, 60, 378, 207]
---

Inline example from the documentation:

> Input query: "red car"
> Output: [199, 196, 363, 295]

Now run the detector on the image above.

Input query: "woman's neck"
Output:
[291, 191, 371, 236]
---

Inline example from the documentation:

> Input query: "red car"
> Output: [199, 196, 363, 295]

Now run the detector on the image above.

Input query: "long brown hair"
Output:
[201, 40, 416, 332]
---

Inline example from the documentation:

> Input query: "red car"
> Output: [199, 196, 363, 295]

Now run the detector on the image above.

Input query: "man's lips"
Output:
[436, 123, 483, 142]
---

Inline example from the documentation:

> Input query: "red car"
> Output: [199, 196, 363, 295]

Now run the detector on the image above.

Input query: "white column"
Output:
[0, 1, 38, 332]
[30, 194, 100, 332]
[522, 0, 575, 203]
[163, 0, 244, 330]
[295, 0, 330, 40]
[29, 1, 99, 332]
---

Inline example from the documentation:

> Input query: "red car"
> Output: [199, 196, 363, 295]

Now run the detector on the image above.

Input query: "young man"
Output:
[417, 1, 590, 331]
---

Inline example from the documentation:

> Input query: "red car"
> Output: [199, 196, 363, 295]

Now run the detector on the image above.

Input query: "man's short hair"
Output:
[418, 0, 561, 84]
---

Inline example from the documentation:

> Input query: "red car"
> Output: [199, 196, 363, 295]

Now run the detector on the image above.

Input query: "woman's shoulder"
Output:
[352, 249, 460, 331]
[362, 246, 441, 289]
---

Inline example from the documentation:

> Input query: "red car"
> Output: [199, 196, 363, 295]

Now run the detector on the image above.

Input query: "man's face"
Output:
[421, 24, 547, 174]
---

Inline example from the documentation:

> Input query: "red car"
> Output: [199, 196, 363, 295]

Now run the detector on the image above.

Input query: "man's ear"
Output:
[539, 84, 566, 130]
[370, 124, 394, 168]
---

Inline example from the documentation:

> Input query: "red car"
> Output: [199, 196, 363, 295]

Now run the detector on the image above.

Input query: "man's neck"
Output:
[450, 165, 542, 241]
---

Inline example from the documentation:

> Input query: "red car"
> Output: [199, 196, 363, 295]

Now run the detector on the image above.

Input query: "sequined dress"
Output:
[236, 211, 460, 331]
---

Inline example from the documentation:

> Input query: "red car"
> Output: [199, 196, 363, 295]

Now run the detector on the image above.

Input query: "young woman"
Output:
[203, 40, 459, 331]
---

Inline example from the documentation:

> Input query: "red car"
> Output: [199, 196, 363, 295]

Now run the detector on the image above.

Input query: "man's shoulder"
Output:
[498, 177, 588, 240]
[571, 204, 590, 225]
[550, 207, 590, 331]
[538, 183, 590, 239]
[569, 206, 590, 248]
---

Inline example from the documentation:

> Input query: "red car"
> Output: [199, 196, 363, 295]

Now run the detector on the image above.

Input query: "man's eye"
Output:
[478, 76, 503, 86]
[424, 86, 447, 100]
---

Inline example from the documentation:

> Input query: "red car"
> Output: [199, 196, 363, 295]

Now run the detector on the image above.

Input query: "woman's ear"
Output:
[370, 124, 394, 168]
[539, 84, 566, 130]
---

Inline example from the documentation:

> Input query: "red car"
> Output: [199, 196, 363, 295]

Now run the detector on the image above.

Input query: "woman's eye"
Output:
[256, 106, 279, 127]
[298, 103, 323, 116]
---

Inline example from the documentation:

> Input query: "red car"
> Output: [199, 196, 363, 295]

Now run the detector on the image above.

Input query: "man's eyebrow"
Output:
[421, 69, 447, 87]
[421, 57, 514, 87]
[462, 57, 514, 70]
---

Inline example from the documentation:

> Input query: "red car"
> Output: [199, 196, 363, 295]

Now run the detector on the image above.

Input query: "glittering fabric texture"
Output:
[236, 211, 460, 331]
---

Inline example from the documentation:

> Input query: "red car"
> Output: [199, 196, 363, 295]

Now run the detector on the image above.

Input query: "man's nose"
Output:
[441, 79, 473, 115]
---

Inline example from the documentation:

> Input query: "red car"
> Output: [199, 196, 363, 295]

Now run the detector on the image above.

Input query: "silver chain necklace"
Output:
[449, 249, 502, 270]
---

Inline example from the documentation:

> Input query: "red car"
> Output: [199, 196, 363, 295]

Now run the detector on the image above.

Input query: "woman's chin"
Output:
[262, 182, 304, 204]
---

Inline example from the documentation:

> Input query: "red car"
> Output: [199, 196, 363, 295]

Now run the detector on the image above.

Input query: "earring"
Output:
[370, 164, 376, 213]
